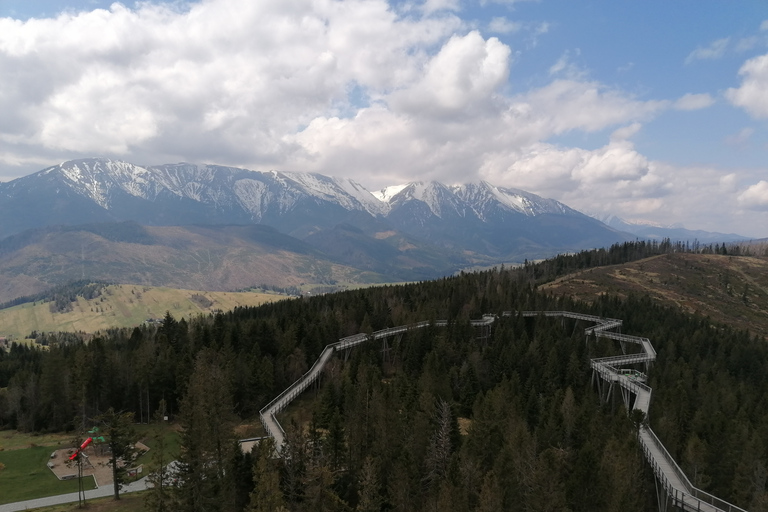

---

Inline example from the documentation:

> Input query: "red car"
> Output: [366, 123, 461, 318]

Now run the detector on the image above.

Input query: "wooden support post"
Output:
[381, 337, 390, 364]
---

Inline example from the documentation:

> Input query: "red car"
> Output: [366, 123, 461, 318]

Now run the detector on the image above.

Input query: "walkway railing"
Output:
[521, 311, 746, 512]
[256, 309, 746, 512]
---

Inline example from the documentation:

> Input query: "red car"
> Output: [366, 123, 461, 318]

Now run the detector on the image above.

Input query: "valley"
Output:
[2, 242, 768, 511]
[0, 223, 395, 305]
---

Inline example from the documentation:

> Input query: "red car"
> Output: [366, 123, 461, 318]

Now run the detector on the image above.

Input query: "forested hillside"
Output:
[1, 243, 767, 511]
[541, 252, 768, 339]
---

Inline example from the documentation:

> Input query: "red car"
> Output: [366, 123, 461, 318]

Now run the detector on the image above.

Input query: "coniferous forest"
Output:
[1, 242, 767, 511]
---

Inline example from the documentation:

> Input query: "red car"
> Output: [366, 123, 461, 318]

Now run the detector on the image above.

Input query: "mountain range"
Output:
[0, 158, 630, 255]
[593, 214, 747, 244]
[0, 158, 745, 301]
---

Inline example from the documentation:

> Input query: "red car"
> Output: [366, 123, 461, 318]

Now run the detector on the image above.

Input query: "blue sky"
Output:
[1, 0, 768, 236]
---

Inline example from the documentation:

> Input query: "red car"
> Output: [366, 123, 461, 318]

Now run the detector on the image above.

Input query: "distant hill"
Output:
[592, 214, 749, 243]
[0, 283, 282, 341]
[0, 222, 408, 304]
[540, 252, 768, 339]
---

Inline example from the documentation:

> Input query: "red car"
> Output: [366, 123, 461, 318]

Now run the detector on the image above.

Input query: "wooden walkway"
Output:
[257, 310, 746, 512]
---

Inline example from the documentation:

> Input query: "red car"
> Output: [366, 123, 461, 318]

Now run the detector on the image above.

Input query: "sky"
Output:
[1, 1, 768, 237]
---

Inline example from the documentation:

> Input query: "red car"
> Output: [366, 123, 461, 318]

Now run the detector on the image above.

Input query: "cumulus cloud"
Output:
[0, 0, 660, 184]
[685, 37, 729, 64]
[495, 139, 650, 195]
[726, 53, 768, 118]
[5, 0, 759, 234]
[738, 181, 768, 210]
[610, 123, 642, 141]
[574, 141, 649, 183]
[674, 93, 715, 111]
[0, 0, 466, 167]
[512, 80, 666, 137]
[388, 31, 511, 118]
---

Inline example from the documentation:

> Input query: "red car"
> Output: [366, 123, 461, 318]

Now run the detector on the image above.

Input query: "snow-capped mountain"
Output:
[38, 159, 386, 219]
[0, 158, 631, 261]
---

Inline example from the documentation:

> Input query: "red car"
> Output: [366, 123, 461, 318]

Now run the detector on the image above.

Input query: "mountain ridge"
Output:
[0, 157, 633, 262]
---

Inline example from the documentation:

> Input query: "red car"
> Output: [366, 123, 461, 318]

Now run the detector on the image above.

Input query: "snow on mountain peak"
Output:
[33, 159, 580, 225]
[373, 184, 409, 202]
[271, 171, 388, 216]
[48, 158, 154, 208]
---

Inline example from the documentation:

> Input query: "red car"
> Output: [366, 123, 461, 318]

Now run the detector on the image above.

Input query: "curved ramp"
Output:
[257, 310, 746, 512]
[518, 311, 745, 512]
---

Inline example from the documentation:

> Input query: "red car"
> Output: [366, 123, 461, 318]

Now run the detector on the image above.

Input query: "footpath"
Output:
[0, 477, 149, 512]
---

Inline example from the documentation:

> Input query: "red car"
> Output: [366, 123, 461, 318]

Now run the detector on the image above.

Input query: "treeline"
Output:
[0, 279, 109, 311]
[517, 238, 766, 285]
[0, 256, 767, 509]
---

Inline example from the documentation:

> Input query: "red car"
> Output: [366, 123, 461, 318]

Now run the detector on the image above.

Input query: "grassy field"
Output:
[130, 423, 182, 475]
[0, 430, 73, 451]
[0, 284, 287, 341]
[0, 445, 98, 504]
[0, 422, 182, 506]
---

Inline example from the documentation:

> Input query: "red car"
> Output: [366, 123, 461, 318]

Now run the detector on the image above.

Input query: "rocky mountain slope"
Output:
[0, 158, 630, 261]
[0, 222, 407, 303]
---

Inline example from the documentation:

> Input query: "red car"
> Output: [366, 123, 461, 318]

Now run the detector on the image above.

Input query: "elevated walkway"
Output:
[518, 311, 745, 512]
[257, 310, 746, 512]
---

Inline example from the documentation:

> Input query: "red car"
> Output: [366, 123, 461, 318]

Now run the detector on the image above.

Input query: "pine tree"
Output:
[95, 408, 138, 500]
[174, 348, 237, 512]
[144, 401, 172, 512]
[248, 438, 286, 512]
[356, 456, 382, 512]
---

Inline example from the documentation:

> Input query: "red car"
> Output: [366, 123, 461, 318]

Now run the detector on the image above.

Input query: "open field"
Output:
[540, 253, 768, 339]
[0, 445, 98, 504]
[0, 430, 72, 451]
[0, 284, 287, 341]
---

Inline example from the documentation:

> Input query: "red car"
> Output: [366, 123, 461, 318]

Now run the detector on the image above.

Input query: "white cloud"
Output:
[0, 0, 464, 168]
[735, 36, 761, 52]
[724, 127, 754, 148]
[388, 31, 511, 118]
[549, 50, 586, 79]
[761, 20, 768, 31]
[488, 16, 521, 34]
[610, 123, 642, 141]
[726, 53, 768, 118]
[513, 79, 666, 136]
[421, 0, 461, 15]
[0, 0, 663, 189]
[719, 173, 737, 192]
[674, 93, 715, 111]
[685, 37, 729, 64]
[479, 0, 540, 5]
[5, 0, 761, 235]
[738, 181, 768, 210]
